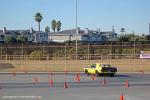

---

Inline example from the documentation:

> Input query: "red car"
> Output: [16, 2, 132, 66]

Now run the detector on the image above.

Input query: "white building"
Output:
[0, 27, 118, 43]
[48, 29, 118, 43]
[49, 34, 81, 43]
[32, 32, 48, 43]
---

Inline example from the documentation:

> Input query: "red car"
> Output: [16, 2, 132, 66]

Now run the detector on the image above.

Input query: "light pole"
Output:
[75, 0, 78, 60]
[149, 23, 150, 36]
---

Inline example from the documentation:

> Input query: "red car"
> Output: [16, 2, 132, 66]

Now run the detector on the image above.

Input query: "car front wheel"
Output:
[85, 70, 90, 75]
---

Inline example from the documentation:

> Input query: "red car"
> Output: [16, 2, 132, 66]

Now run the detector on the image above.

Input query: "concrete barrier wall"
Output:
[0, 59, 150, 72]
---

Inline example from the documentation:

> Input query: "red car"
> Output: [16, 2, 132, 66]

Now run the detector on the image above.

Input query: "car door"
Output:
[88, 64, 96, 74]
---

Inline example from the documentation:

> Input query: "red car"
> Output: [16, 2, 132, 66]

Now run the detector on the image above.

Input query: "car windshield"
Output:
[101, 64, 111, 67]
[91, 64, 96, 68]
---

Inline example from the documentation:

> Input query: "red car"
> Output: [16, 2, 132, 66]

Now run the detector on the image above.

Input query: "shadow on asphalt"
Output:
[0, 63, 14, 69]
[0, 73, 131, 78]
[115, 74, 131, 77]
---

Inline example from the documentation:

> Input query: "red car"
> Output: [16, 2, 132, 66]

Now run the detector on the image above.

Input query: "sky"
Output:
[0, 0, 150, 34]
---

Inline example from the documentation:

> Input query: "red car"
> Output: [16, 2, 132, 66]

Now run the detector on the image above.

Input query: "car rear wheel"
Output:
[99, 73, 103, 76]
[95, 71, 100, 77]
[110, 73, 114, 77]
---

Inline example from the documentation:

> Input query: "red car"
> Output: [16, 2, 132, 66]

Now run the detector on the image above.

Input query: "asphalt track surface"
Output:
[0, 73, 150, 100]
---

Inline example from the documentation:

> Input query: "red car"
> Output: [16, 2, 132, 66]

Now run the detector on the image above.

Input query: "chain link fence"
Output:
[0, 43, 150, 72]
[0, 43, 150, 60]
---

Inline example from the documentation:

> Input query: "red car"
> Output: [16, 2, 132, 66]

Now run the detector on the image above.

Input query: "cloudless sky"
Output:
[0, 0, 150, 34]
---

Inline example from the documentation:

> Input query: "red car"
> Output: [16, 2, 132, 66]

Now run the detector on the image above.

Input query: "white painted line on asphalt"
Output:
[107, 81, 150, 85]
[0, 72, 150, 74]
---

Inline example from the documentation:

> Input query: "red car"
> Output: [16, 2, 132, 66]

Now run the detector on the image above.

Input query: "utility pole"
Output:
[21, 43, 24, 64]
[134, 42, 136, 72]
[22, 43, 23, 60]
[149, 23, 150, 36]
[75, 0, 78, 60]
[65, 44, 67, 71]
[0, 44, 2, 60]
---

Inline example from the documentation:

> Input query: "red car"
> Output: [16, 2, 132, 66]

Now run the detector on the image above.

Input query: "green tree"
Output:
[138, 34, 148, 41]
[4, 36, 16, 43]
[29, 50, 43, 60]
[29, 50, 48, 60]
[51, 20, 57, 33]
[129, 34, 139, 41]
[34, 12, 43, 32]
[56, 21, 62, 32]
[45, 26, 50, 33]
[118, 34, 130, 42]
[16, 35, 28, 43]
[146, 35, 150, 41]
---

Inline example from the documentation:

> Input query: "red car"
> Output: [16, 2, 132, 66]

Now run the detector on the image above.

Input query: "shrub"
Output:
[29, 50, 43, 60]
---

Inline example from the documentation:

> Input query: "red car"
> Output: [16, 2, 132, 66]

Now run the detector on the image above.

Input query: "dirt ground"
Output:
[0, 59, 150, 72]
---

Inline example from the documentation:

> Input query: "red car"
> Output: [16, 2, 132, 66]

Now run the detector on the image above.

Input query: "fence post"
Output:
[100, 54, 102, 61]
[133, 42, 136, 72]
[65, 44, 67, 71]
[6, 54, 7, 61]
[22, 43, 24, 60]
[47, 54, 49, 60]
[21, 43, 24, 64]
[0, 44, 2, 60]
[88, 43, 90, 60]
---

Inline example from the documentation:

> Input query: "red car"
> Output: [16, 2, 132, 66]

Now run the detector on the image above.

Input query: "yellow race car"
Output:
[84, 63, 117, 77]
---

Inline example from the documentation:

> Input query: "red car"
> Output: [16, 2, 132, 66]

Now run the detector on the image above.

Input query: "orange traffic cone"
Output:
[64, 81, 68, 89]
[76, 73, 80, 82]
[139, 70, 144, 74]
[125, 80, 129, 88]
[91, 75, 95, 80]
[64, 70, 68, 75]
[120, 94, 124, 100]
[33, 77, 38, 83]
[49, 79, 54, 87]
[102, 78, 106, 85]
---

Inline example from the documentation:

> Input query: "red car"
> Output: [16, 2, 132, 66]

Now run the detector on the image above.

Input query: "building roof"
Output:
[0, 29, 30, 33]
[50, 29, 117, 36]
[50, 29, 85, 35]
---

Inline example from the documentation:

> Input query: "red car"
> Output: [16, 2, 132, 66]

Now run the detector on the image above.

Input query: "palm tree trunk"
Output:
[38, 22, 40, 32]
[54, 29, 55, 33]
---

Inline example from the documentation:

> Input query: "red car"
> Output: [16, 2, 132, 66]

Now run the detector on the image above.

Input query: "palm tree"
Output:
[56, 21, 62, 32]
[51, 20, 57, 33]
[34, 12, 43, 32]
